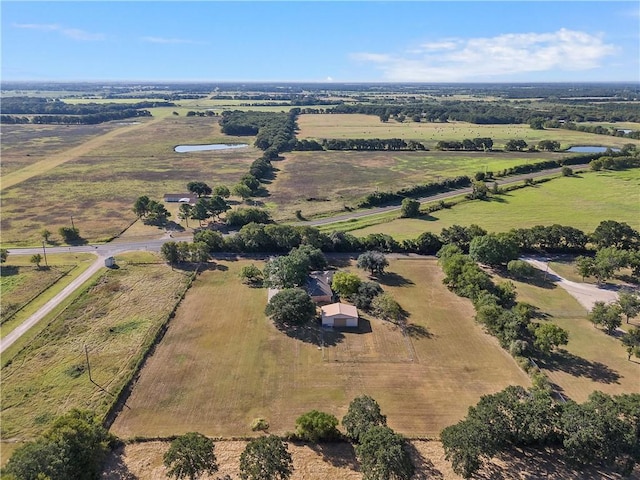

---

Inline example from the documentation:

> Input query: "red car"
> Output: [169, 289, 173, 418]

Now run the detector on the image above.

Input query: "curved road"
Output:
[2, 165, 588, 353]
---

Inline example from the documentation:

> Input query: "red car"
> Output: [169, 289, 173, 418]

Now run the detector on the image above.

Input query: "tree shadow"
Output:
[377, 272, 415, 287]
[101, 446, 139, 480]
[306, 442, 360, 471]
[539, 350, 621, 384]
[0, 265, 19, 276]
[405, 442, 444, 480]
[275, 321, 344, 347]
[327, 256, 355, 269]
[164, 221, 185, 232]
[404, 323, 433, 339]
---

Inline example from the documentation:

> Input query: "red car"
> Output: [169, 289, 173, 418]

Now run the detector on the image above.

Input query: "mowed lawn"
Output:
[1, 117, 257, 245]
[493, 273, 640, 402]
[351, 169, 640, 240]
[110, 259, 529, 439]
[297, 114, 640, 151]
[0, 257, 191, 440]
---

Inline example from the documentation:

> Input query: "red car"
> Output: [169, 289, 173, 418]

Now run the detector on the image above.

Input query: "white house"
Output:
[321, 303, 358, 328]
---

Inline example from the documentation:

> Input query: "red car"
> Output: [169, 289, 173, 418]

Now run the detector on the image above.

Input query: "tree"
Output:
[161, 241, 180, 265]
[618, 291, 640, 323]
[506, 260, 536, 279]
[342, 395, 387, 443]
[411, 231, 442, 255]
[561, 166, 573, 176]
[240, 264, 264, 285]
[295, 410, 340, 442]
[331, 272, 362, 297]
[265, 288, 316, 326]
[621, 328, 640, 360]
[537, 140, 560, 151]
[30, 253, 43, 269]
[469, 234, 519, 266]
[591, 220, 640, 250]
[239, 436, 293, 480]
[504, 139, 528, 151]
[178, 204, 193, 228]
[399, 198, 420, 218]
[263, 255, 309, 289]
[592, 247, 628, 283]
[351, 281, 383, 310]
[59, 226, 81, 243]
[533, 323, 569, 354]
[163, 432, 218, 480]
[40, 228, 52, 243]
[1, 248, 8, 264]
[187, 181, 212, 197]
[357, 251, 389, 276]
[133, 195, 151, 218]
[371, 293, 404, 324]
[356, 426, 414, 480]
[233, 183, 253, 201]
[588, 301, 622, 333]
[4, 409, 115, 480]
[212, 185, 230, 198]
[575, 255, 595, 281]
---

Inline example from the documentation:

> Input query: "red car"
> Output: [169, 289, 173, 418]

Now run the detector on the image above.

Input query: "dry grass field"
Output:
[1, 117, 257, 245]
[297, 114, 640, 150]
[490, 271, 640, 403]
[267, 149, 560, 220]
[110, 258, 529, 440]
[0, 255, 191, 441]
[101, 439, 637, 480]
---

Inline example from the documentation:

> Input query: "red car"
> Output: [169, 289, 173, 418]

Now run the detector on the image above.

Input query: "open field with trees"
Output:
[0, 254, 191, 442]
[110, 259, 528, 439]
[297, 114, 640, 150]
[350, 169, 640, 240]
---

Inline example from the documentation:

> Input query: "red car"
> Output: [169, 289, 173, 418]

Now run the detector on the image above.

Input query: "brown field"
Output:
[491, 272, 640, 402]
[102, 439, 637, 480]
[110, 259, 529, 440]
[0, 117, 257, 245]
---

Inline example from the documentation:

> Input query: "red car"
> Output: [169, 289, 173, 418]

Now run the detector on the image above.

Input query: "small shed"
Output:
[321, 303, 358, 328]
[104, 256, 116, 268]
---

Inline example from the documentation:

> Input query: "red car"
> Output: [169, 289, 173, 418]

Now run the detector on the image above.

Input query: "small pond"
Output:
[566, 146, 621, 153]
[174, 143, 249, 153]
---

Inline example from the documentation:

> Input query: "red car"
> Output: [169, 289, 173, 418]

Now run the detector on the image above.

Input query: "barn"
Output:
[321, 303, 358, 328]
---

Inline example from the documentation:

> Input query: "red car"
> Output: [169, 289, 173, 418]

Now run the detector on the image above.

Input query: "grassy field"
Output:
[297, 114, 640, 151]
[268, 149, 561, 220]
[0, 254, 191, 441]
[490, 271, 640, 402]
[110, 259, 528, 439]
[0, 117, 257, 246]
[349, 169, 640, 240]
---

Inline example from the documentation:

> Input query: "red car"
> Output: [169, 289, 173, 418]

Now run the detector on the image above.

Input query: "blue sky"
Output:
[2, 1, 639, 82]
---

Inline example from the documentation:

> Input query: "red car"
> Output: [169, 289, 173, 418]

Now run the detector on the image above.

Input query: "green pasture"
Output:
[349, 169, 640, 240]
[491, 270, 640, 402]
[0, 256, 191, 440]
[296, 114, 640, 150]
[110, 259, 528, 439]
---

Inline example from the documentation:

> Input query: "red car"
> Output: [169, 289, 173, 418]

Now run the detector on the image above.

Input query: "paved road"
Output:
[293, 164, 589, 227]
[523, 257, 622, 311]
[0, 254, 106, 354]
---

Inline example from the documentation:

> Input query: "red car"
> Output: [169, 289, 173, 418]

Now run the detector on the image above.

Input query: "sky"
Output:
[2, 1, 639, 83]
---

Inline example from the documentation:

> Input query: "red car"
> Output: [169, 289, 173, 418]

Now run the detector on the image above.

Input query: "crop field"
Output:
[350, 169, 640, 240]
[110, 259, 528, 439]
[0, 117, 258, 245]
[296, 114, 640, 151]
[268, 149, 560, 220]
[491, 271, 640, 402]
[0, 256, 191, 440]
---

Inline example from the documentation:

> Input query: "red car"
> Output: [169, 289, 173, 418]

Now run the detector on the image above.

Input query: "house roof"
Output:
[321, 303, 358, 318]
[307, 271, 333, 298]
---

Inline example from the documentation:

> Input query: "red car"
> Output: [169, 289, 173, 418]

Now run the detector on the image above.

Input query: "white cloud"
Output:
[13, 23, 105, 41]
[351, 29, 617, 81]
[141, 36, 207, 45]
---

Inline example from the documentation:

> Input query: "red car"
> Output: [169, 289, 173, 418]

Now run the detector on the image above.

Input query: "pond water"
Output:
[174, 143, 249, 153]
[566, 146, 621, 153]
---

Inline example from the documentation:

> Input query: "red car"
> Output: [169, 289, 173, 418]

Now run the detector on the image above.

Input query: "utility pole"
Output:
[42, 241, 48, 267]
[84, 344, 93, 383]
[70, 215, 75, 230]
